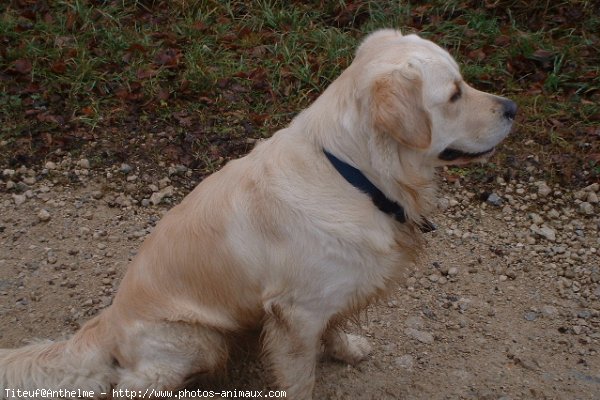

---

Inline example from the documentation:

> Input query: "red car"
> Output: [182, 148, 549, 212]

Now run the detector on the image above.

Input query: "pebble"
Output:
[537, 182, 552, 197]
[44, 161, 57, 170]
[405, 316, 424, 329]
[404, 328, 434, 344]
[150, 186, 174, 206]
[12, 194, 26, 206]
[577, 310, 591, 319]
[578, 202, 594, 215]
[547, 209, 560, 219]
[588, 192, 599, 204]
[541, 305, 558, 318]
[120, 163, 133, 174]
[486, 193, 503, 206]
[394, 355, 414, 369]
[77, 159, 90, 169]
[523, 311, 538, 321]
[531, 225, 556, 242]
[37, 209, 51, 222]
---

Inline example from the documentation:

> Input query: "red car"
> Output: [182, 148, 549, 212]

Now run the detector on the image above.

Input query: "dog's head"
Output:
[354, 29, 516, 166]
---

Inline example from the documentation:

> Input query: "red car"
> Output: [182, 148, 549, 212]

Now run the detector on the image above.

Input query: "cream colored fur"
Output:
[0, 29, 514, 400]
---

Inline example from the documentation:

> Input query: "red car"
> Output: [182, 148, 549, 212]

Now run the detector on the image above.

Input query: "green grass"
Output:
[0, 0, 598, 184]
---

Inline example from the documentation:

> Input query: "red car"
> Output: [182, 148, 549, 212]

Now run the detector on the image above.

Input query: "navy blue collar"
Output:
[323, 149, 436, 233]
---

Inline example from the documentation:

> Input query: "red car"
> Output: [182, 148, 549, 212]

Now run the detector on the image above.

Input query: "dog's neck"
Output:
[323, 149, 436, 232]
[293, 78, 438, 223]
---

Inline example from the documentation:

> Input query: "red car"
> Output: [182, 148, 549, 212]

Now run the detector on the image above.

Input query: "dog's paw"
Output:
[326, 333, 372, 365]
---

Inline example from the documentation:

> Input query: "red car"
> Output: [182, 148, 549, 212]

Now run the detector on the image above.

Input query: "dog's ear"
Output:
[371, 67, 432, 150]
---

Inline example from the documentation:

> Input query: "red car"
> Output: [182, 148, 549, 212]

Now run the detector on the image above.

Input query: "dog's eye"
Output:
[449, 88, 462, 103]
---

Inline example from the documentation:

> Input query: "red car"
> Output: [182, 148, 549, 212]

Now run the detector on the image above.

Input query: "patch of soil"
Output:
[1, 161, 599, 399]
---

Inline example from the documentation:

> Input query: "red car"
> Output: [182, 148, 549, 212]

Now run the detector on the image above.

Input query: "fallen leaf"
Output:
[13, 59, 32, 74]
[531, 49, 554, 62]
[154, 48, 181, 68]
[157, 87, 170, 100]
[50, 61, 67, 74]
[137, 68, 158, 79]
[81, 106, 94, 116]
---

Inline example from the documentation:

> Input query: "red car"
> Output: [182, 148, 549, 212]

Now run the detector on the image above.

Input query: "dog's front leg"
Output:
[262, 302, 325, 400]
[323, 327, 372, 365]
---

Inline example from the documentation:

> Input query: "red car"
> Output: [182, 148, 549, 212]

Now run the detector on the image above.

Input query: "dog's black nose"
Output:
[502, 99, 517, 120]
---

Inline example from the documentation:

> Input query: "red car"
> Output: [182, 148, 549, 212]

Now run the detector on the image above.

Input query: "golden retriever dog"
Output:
[0, 29, 516, 399]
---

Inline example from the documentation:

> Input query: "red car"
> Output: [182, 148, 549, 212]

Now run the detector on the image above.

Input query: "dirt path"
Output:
[1, 159, 599, 399]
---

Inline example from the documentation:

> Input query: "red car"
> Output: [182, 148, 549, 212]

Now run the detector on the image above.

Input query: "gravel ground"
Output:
[1, 156, 599, 400]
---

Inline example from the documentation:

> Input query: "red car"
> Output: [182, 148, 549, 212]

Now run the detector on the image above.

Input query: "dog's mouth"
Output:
[438, 147, 495, 162]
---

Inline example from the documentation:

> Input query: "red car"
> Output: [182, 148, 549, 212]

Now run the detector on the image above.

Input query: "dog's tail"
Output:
[0, 312, 116, 399]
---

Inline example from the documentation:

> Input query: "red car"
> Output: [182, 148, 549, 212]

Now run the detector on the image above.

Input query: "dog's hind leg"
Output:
[261, 302, 326, 400]
[114, 322, 228, 397]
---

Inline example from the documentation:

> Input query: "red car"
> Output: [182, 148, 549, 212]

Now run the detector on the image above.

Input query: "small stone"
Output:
[535, 225, 556, 242]
[579, 202, 594, 215]
[588, 192, 599, 204]
[22, 176, 36, 185]
[574, 191, 586, 201]
[584, 183, 599, 192]
[150, 186, 174, 206]
[405, 316, 424, 329]
[394, 355, 414, 369]
[158, 177, 171, 189]
[168, 165, 188, 176]
[91, 190, 104, 200]
[486, 193, 503, 206]
[541, 305, 558, 318]
[448, 267, 459, 277]
[547, 209, 560, 219]
[120, 163, 133, 174]
[37, 209, 51, 222]
[577, 310, 592, 319]
[404, 328, 434, 344]
[529, 213, 544, 225]
[44, 161, 57, 170]
[438, 197, 450, 211]
[77, 158, 90, 169]
[524, 311, 538, 321]
[12, 194, 26, 206]
[537, 182, 552, 197]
